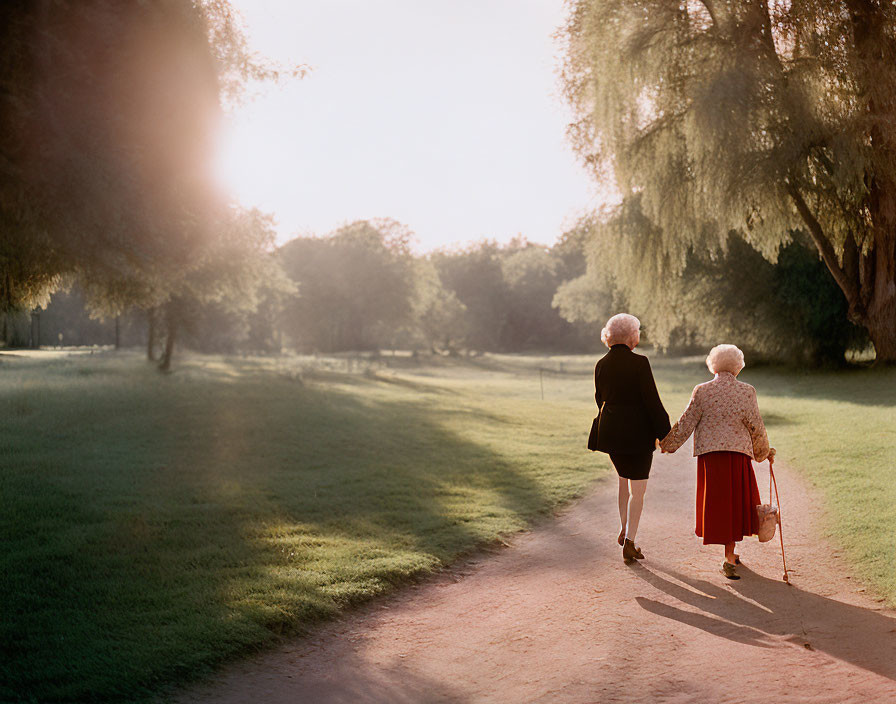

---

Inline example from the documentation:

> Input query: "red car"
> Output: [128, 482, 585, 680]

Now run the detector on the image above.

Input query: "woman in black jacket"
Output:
[588, 313, 671, 563]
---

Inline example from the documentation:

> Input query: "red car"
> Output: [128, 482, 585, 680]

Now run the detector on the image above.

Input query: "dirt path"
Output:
[174, 445, 896, 703]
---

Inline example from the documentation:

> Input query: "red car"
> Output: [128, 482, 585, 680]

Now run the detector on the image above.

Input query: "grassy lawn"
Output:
[0, 351, 607, 703]
[2, 350, 893, 702]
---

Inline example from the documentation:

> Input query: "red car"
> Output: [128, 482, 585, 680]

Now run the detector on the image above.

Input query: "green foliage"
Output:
[559, 0, 896, 360]
[0, 1, 228, 311]
[0, 1, 297, 324]
[669, 235, 869, 364]
[552, 274, 615, 325]
[279, 221, 416, 352]
[432, 241, 510, 350]
[432, 239, 593, 352]
[500, 247, 570, 349]
[0, 352, 602, 702]
[407, 258, 468, 353]
[154, 208, 295, 363]
[559, 198, 868, 363]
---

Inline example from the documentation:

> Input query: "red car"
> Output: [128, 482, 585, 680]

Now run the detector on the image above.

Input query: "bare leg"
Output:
[724, 542, 737, 564]
[625, 479, 648, 542]
[617, 477, 629, 539]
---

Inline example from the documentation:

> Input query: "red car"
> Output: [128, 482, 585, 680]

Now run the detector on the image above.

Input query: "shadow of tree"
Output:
[2, 357, 568, 702]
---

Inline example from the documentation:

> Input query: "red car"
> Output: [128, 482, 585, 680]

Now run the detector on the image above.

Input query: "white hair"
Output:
[601, 313, 641, 348]
[706, 344, 745, 375]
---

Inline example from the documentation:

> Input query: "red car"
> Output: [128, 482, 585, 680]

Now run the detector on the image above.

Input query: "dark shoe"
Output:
[622, 538, 639, 564]
[721, 561, 740, 580]
[618, 528, 625, 547]
[634, 546, 645, 560]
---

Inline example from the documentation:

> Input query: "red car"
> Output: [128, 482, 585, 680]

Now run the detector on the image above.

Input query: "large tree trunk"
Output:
[788, 185, 896, 364]
[863, 237, 896, 364]
[158, 303, 178, 372]
[846, 2, 896, 364]
[866, 306, 896, 363]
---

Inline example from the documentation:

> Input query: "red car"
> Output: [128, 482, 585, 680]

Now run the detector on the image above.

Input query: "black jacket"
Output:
[588, 344, 671, 454]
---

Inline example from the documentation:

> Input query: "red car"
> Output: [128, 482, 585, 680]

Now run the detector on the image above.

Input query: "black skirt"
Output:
[609, 452, 653, 480]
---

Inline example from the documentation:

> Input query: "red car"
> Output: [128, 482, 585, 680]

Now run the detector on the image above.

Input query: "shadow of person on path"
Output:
[631, 563, 896, 682]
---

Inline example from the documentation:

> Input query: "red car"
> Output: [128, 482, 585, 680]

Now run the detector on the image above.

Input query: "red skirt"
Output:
[696, 451, 761, 545]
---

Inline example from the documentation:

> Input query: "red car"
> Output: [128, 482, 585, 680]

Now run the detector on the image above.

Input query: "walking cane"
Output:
[769, 459, 790, 584]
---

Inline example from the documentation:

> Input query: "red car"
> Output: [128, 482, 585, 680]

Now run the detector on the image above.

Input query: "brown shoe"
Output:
[623, 538, 639, 564]
[618, 528, 625, 547]
[721, 561, 741, 580]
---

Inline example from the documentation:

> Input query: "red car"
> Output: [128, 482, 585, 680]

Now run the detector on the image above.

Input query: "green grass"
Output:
[2, 351, 893, 703]
[0, 351, 606, 703]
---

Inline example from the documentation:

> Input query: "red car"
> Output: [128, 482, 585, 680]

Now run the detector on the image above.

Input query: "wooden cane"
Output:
[769, 461, 790, 583]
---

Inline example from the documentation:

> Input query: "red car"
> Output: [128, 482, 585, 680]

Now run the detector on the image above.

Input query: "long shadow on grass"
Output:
[2, 366, 559, 703]
[633, 564, 896, 681]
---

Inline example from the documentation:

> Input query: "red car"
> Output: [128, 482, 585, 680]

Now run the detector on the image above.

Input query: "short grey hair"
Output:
[601, 313, 641, 348]
[706, 344, 745, 375]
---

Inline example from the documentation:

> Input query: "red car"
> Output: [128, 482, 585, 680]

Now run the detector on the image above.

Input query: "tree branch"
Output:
[786, 182, 861, 307]
[699, 0, 719, 28]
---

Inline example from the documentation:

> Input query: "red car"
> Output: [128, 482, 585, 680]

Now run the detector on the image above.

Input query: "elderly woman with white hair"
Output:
[588, 313, 671, 564]
[660, 344, 776, 580]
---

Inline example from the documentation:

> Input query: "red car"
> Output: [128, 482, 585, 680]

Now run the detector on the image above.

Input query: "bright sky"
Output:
[216, 0, 611, 251]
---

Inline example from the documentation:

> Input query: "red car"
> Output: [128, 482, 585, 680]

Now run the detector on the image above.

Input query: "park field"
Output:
[1, 350, 894, 702]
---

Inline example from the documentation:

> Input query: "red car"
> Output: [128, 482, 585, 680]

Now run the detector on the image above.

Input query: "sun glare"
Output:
[213, 119, 259, 207]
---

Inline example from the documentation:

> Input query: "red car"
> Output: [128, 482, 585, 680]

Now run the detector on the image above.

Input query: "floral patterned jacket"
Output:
[659, 372, 776, 462]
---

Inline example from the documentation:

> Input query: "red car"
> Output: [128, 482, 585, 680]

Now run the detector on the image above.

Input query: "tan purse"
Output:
[757, 501, 778, 542]
[756, 462, 779, 542]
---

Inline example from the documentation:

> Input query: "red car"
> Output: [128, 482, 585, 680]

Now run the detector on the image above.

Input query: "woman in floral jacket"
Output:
[660, 344, 775, 580]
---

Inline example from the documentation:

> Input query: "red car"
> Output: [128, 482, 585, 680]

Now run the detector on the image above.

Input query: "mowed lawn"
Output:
[1, 351, 894, 702]
[0, 351, 607, 703]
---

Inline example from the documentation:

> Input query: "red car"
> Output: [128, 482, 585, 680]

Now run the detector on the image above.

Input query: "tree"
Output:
[408, 259, 467, 354]
[432, 241, 510, 351]
[279, 221, 416, 352]
[152, 208, 295, 370]
[560, 1, 896, 362]
[1, 1, 223, 311]
[0, 1, 300, 324]
[559, 200, 868, 364]
[501, 246, 571, 349]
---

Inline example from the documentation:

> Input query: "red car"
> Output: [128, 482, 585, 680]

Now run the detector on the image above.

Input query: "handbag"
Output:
[587, 403, 603, 451]
[587, 415, 600, 451]
[756, 502, 778, 542]
[756, 462, 779, 542]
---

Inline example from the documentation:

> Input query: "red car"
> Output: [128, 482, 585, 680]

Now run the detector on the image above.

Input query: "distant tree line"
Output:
[6, 214, 868, 366]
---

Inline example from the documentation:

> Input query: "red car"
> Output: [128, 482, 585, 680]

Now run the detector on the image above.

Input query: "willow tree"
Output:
[560, 0, 896, 362]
